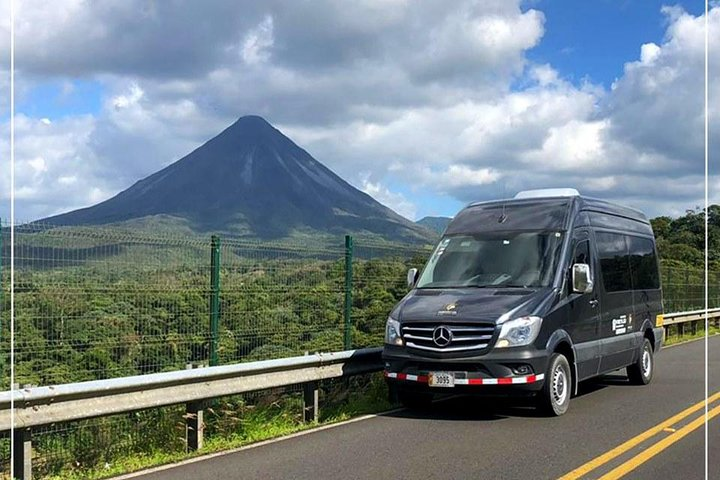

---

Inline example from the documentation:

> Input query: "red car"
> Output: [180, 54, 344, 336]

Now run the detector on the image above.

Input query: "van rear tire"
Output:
[536, 353, 571, 416]
[627, 338, 654, 385]
[398, 389, 434, 410]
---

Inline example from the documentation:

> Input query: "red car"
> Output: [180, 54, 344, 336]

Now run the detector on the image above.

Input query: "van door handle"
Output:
[589, 299, 599, 308]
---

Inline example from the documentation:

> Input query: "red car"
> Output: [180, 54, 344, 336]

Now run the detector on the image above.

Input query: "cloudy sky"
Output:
[0, 0, 717, 222]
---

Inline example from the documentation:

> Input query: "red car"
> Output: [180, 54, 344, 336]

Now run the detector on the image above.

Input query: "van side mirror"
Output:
[407, 268, 419, 288]
[572, 263, 593, 294]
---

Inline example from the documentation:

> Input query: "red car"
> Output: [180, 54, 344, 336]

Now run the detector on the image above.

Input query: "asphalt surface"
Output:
[133, 337, 719, 480]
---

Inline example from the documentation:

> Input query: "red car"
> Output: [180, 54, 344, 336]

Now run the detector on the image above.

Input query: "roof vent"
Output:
[514, 188, 580, 199]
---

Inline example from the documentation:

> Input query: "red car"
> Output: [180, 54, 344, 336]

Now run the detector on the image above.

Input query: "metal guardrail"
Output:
[2, 309, 719, 479]
[3, 347, 383, 479]
[663, 307, 720, 324]
[663, 308, 720, 336]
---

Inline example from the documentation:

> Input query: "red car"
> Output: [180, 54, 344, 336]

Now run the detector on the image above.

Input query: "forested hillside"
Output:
[651, 205, 720, 269]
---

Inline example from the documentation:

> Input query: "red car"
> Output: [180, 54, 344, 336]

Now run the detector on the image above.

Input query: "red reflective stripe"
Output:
[385, 372, 543, 384]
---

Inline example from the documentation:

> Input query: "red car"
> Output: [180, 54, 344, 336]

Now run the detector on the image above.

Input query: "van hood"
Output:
[392, 287, 555, 324]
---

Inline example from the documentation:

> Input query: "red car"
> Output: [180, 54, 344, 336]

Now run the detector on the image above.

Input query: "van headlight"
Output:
[384, 317, 403, 346]
[496, 316, 543, 348]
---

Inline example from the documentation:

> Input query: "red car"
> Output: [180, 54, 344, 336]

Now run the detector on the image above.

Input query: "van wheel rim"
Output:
[642, 348, 652, 377]
[552, 367, 567, 405]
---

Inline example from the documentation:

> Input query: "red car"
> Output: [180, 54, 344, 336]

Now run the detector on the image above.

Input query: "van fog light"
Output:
[511, 365, 532, 375]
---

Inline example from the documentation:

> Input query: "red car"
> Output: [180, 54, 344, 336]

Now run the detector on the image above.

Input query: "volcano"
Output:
[43, 115, 435, 242]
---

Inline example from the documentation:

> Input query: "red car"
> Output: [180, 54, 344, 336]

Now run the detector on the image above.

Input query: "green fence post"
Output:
[209, 235, 221, 367]
[344, 235, 353, 350]
[684, 266, 690, 311]
[667, 266, 673, 312]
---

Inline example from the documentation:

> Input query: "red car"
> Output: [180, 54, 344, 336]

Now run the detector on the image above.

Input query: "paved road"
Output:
[133, 337, 719, 480]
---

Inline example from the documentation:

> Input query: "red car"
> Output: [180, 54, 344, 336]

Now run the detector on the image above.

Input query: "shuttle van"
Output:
[382, 189, 664, 416]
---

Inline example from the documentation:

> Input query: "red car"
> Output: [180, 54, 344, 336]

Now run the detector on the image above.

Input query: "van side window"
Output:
[627, 236, 660, 289]
[596, 232, 632, 292]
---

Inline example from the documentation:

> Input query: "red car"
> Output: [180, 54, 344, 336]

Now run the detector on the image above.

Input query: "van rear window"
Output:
[596, 232, 659, 292]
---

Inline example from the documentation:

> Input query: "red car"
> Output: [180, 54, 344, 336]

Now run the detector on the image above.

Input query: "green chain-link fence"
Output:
[0, 222, 434, 392]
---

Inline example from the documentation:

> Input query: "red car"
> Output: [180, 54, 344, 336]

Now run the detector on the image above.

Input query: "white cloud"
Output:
[639, 43, 661, 64]
[241, 15, 274, 65]
[361, 178, 417, 220]
[0, 114, 110, 220]
[0, 2, 716, 221]
[418, 165, 501, 190]
[27, 156, 47, 174]
[112, 83, 144, 110]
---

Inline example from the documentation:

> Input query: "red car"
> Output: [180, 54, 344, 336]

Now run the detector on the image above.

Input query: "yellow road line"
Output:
[598, 403, 720, 479]
[558, 391, 720, 480]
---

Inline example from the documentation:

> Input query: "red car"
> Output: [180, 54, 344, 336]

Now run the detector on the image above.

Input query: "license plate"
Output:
[428, 371, 455, 388]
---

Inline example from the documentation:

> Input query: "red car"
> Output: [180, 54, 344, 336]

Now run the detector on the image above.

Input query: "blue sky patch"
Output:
[526, 1, 704, 88]
[17, 79, 104, 120]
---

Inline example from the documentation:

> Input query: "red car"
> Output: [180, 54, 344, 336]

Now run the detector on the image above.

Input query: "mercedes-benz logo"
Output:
[432, 326, 453, 347]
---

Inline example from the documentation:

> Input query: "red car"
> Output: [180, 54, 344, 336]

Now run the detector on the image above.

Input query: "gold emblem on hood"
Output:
[437, 302, 458, 316]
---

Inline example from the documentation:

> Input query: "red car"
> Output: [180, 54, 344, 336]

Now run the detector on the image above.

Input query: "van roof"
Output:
[466, 195, 648, 222]
[446, 195, 650, 236]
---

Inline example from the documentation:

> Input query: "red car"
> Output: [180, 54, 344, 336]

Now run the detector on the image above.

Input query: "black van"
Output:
[383, 189, 664, 416]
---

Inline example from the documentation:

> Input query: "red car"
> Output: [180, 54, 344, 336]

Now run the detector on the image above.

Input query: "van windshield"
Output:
[416, 232, 564, 289]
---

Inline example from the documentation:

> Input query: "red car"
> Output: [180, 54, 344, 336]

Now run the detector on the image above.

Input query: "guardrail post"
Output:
[209, 235, 221, 367]
[303, 381, 319, 423]
[343, 235, 353, 349]
[13, 427, 32, 480]
[185, 401, 204, 451]
[302, 352, 319, 423]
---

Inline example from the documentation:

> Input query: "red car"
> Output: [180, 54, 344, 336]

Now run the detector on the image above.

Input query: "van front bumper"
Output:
[382, 344, 549, 393]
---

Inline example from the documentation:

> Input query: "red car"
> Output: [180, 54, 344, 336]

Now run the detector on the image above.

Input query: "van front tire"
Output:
[627, 338, 654, 385]
[537, 353, 571, 416]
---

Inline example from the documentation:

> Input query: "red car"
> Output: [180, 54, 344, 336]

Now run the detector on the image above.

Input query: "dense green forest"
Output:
[651, 205, 720, 268]
[0, 233, 431, 389]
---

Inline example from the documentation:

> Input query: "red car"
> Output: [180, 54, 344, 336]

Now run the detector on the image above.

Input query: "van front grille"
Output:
[401, 323, 496, 353]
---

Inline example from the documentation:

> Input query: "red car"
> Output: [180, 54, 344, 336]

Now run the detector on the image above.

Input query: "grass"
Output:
[663, 323, 720, 346]
[39, 375, 394, 480]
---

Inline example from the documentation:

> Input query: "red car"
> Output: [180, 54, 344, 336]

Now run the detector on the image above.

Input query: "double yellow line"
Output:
[559, 391, 720, 479]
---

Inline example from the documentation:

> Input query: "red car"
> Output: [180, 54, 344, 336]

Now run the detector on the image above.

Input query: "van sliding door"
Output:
[595, 231, 638, 373]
